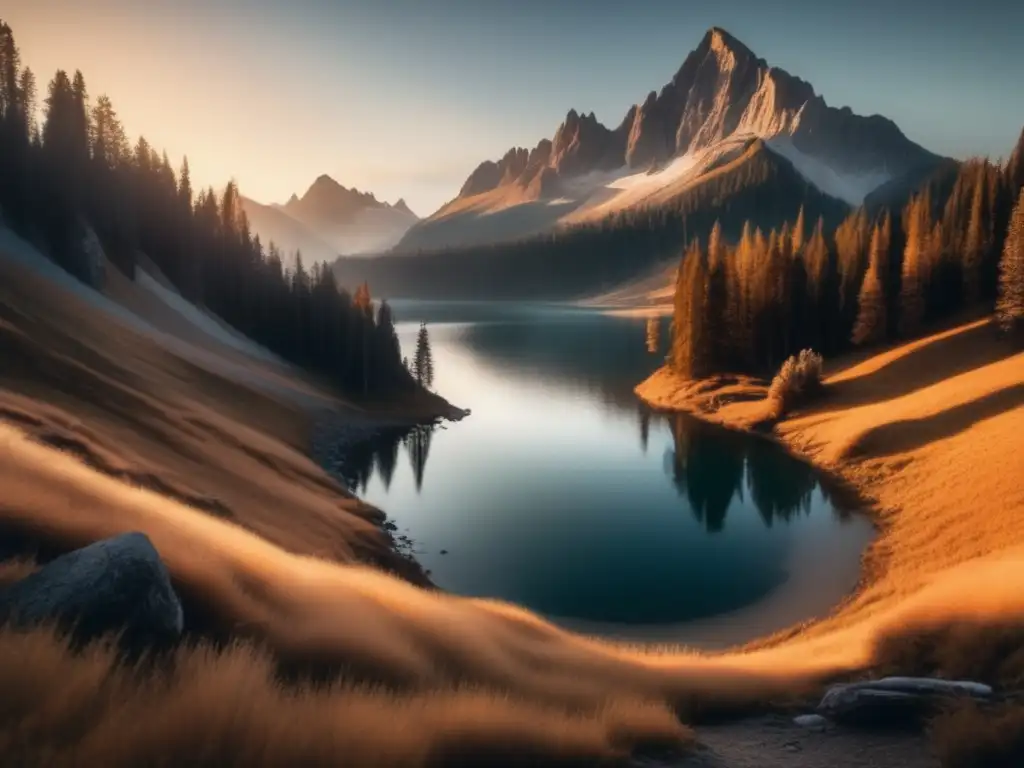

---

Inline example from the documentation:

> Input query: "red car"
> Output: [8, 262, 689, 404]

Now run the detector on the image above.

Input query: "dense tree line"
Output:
[335, 138, 851, 300]
[668, 128, 1024, 377]
[0, 20, 414, 397]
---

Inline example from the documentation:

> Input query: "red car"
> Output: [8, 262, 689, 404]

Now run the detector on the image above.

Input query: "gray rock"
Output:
[817, 676, 992, 727]
[793, 714, 829, 730]
[818, 687, 927, 726]
[867, 676, 993, 698]
[0, 532, 183, 652]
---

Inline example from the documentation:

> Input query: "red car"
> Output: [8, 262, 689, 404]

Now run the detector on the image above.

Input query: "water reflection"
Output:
[454, 311, 671, 409]
[664, 413, 819, 532]
[334, 425, 433, 494]
[336, 407, 829, 537]
[323, 303, 867, 627]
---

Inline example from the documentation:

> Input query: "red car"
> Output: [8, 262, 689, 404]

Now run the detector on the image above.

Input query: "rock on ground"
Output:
[0, 531, 183, 652]
[817, 676, 993, 727]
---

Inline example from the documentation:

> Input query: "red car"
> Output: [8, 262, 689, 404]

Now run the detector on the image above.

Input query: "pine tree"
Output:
[705, 220, 728, 365]
[835, 208, 870, 346]
[791, 205, 806, 257]
[1008, 127, 1024, 199]
[414, 322, 434, 388]
[852, 223, 888, 346]
[17, 66, 35, 138]
[996, 188, 1024, 339]
[0, 21, 22, 119]
[899, 194, 928, 338]
[963, 169, 986, 306]
[670, 240, 710, 378]
[803, 216, 831, 351]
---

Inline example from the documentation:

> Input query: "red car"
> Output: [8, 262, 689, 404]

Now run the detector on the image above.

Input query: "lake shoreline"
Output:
[634, 370, 883, 651]
[633, 316, 1023, 656]
[308, 401, 471, 587]
[635, 361, 897, 652]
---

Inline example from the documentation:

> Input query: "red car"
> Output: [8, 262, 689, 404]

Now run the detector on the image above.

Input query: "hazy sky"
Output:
[6, 0, 1022, 216]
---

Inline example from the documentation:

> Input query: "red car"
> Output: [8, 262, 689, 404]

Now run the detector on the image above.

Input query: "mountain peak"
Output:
[312, 173, 343, 190]
[392, 198, 417, 217]
[702, 26, 749, 54]
[436, 25, 939, 219]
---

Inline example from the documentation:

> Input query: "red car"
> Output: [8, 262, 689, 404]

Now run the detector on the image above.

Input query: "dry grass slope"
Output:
[4, 225, 1024, 766]
[0, 626, 693, 767]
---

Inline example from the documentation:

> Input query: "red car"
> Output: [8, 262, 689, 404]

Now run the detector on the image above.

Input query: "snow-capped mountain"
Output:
[397, 27, 943, 252]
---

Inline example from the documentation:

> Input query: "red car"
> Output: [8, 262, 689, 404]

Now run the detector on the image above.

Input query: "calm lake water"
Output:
[336, 301, 870, 641]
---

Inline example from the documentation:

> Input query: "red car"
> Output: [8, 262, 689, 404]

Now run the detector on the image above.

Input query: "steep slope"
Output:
[335, 139, 851, 300]
[272, 175, 419, 256]
[398, 26, 943, 252]
[0, 226, 431, 581]
[240, 196, 340, 265]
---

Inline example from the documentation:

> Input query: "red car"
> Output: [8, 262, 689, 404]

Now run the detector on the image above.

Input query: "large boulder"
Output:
[0, 532, 183, 652]
[817, 676, 993, 727]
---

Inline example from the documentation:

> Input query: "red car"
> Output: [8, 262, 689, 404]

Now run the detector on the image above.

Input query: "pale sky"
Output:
[5, 0, 1022, 217]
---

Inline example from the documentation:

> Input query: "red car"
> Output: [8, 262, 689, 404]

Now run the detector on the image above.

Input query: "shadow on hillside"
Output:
[838, 383, 1024, 460]
[820, 320, 1014, 413]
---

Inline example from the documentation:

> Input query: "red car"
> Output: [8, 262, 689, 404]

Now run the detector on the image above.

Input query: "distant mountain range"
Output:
[242, 175, 418, 264]
[394, 26, 945, 254]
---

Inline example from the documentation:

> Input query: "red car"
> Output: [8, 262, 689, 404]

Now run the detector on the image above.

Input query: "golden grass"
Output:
[637, 318, 1024, 764]
[0, 626, 692, 767]
[0, 253, 435, 583]
[4, 228, 1024, 764]
[638, 318, 1024, 652]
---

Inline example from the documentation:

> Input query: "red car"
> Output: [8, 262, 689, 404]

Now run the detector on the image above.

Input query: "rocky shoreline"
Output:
[309, 406, 469, 483]
[308, 405, 471, 582]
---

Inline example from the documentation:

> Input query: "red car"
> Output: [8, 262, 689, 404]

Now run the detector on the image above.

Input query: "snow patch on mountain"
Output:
[765, 137, 893, 205]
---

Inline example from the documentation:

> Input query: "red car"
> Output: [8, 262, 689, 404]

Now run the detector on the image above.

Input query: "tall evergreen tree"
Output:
[996, 188, 1024, 339]
[1008, 127, 1024, 199]
[414, 322, 435, 388]
[791, 204, 806, 257]
[803, 216, 831, 351]
[705, 220, 728, 364]
[963, 168, 987, 306]
[17, 66, 35, 138]
[670, 240, 711, 378]
[899, 194, 929, 338]
[852, 223, 888, 346]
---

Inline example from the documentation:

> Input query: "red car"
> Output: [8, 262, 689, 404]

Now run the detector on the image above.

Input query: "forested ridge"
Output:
[667, 130, 1024, 377]
[334, 138, 852, 300]
[0, 20, 414, 398]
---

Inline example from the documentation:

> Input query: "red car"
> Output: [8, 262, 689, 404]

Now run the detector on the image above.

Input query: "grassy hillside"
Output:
[639, 317, 1024, 654]
[4, 231, 1024, 767]
[0, 233, 447, 584]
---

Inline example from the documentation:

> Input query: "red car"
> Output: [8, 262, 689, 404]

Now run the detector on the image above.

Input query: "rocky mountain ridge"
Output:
[443, 27, 938, 211]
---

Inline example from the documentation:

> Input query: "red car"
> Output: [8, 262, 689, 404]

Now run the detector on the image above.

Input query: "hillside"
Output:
[0, 227, 449, 583]
[335, 138, 851, 300]
[3, 251, 1023, 764]
[638, 317, 1024, 652]
[397, 27, 943, 253]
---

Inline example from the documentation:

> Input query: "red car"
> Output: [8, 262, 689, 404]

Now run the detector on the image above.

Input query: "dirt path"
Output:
[641, 715, 937, 767]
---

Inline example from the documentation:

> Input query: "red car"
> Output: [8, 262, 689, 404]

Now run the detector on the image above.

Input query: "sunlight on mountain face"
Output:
[0, 8, 1022, 768]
